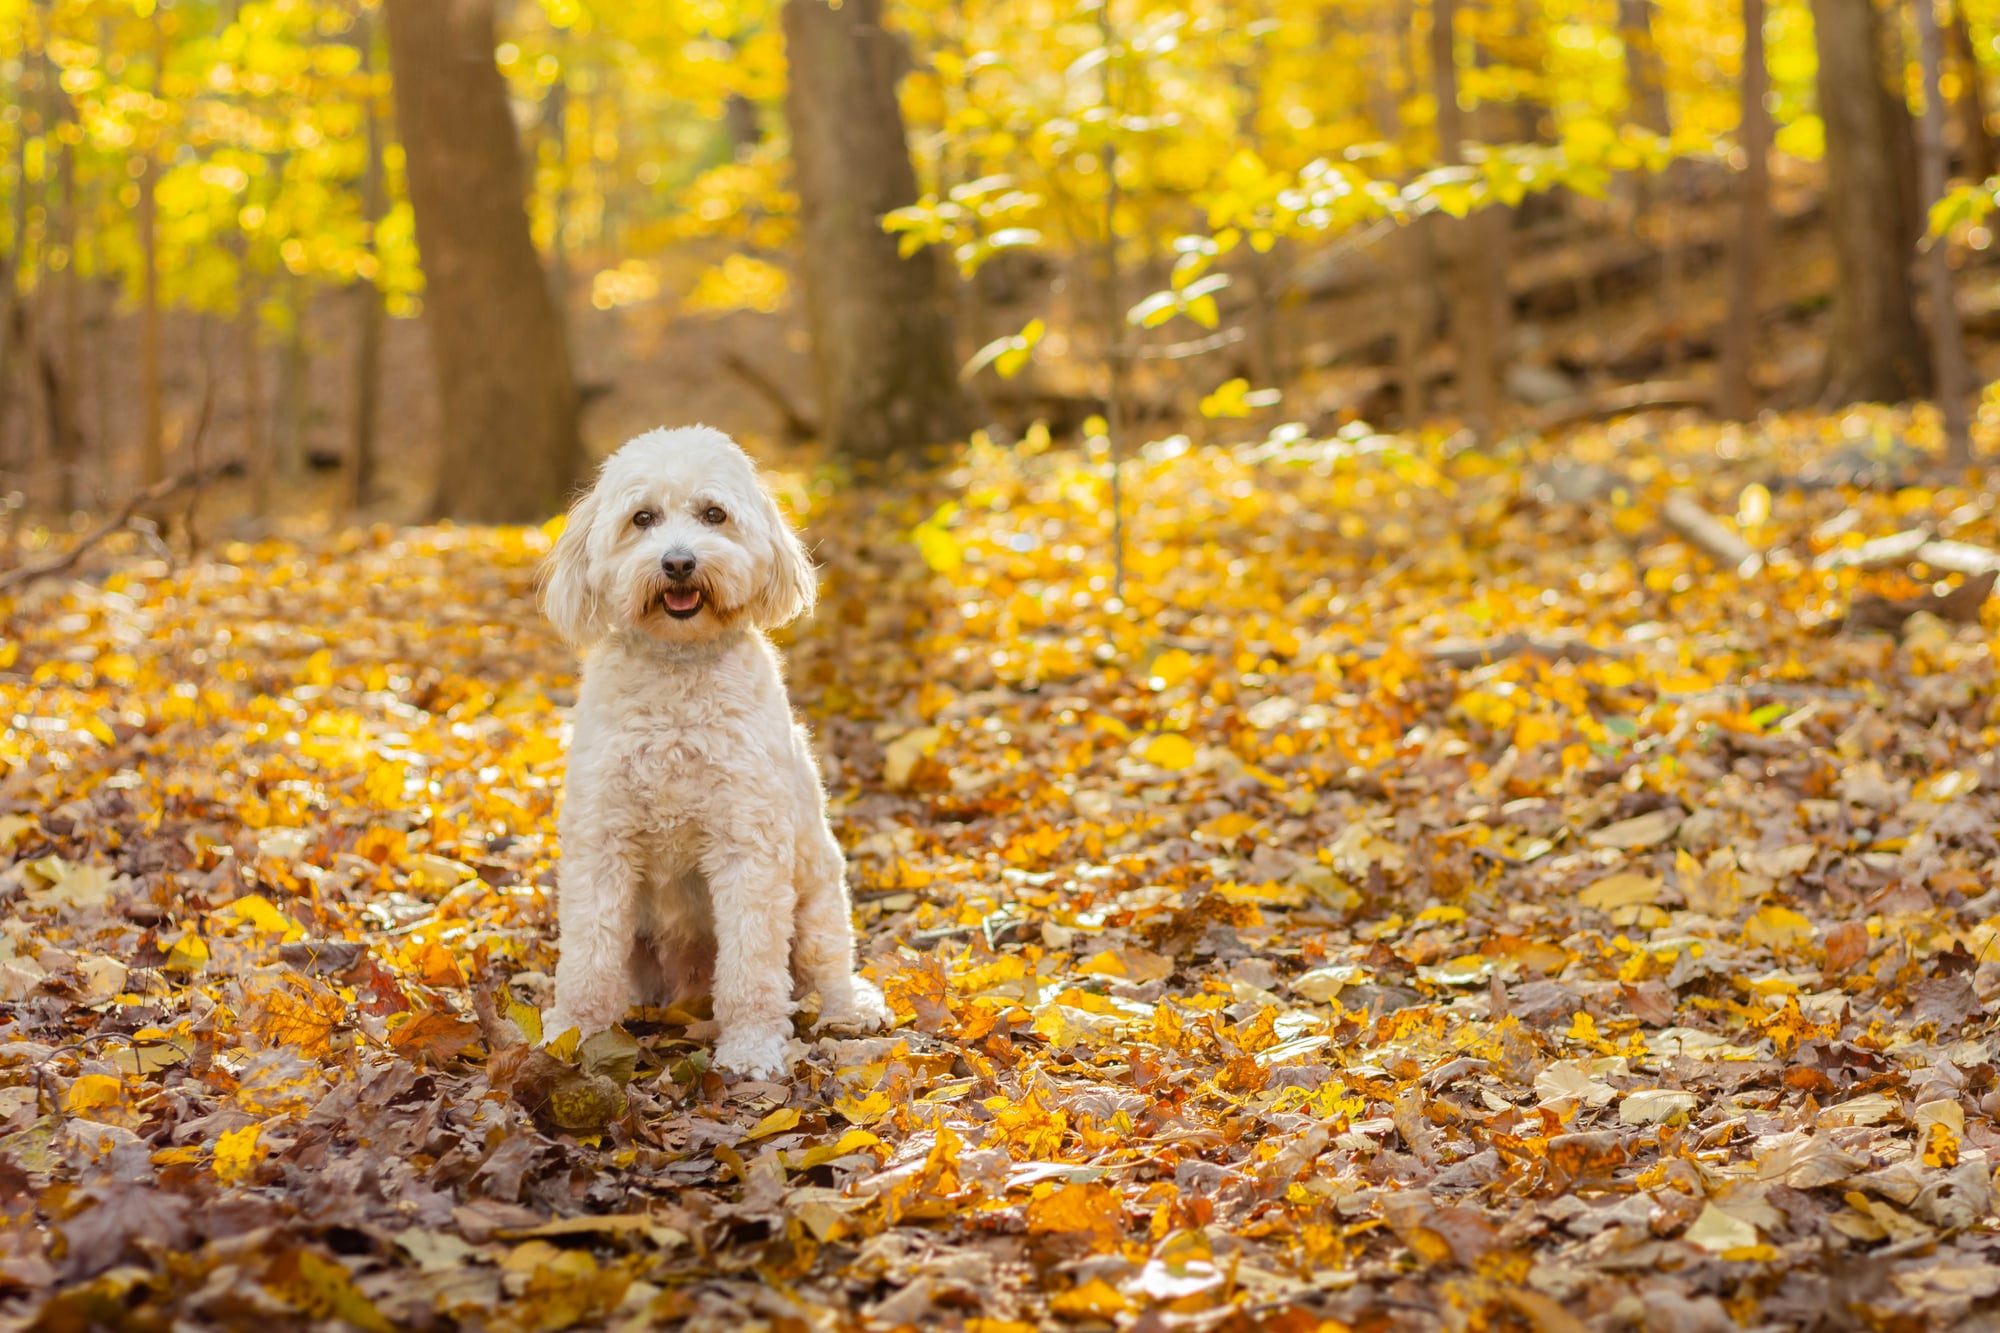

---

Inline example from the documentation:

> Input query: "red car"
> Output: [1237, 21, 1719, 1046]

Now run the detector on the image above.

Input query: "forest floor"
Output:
[2, 405, 2000, 1331]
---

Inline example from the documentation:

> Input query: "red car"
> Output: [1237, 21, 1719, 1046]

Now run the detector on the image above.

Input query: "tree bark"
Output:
[139, 9, 164, 485]
[1371, 0, 1430, 427]
[350, 4, 385, 511]
[782, 0, 970, 462]
[273, 275, 310, 480]
[1430, 0, 1502, 442]
[1947, 7, 1996, 181]
[1718, 0, 1771, 420]
[1620, 0, 1671, 136]
[384, 0, 581, 522]
[1916, 0, 1974, 465]
[55, 113, 83, 511]
[1811, 0, 1931, 404]
[240, 276, 270, 517]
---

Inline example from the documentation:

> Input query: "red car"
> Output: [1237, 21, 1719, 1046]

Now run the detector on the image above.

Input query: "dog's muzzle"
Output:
[660, 550, 703, 618]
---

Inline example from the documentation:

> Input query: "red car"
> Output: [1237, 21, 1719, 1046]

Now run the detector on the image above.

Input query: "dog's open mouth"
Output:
[662, 586, 704, 619]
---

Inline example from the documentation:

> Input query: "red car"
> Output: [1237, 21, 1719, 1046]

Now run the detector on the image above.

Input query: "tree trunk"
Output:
[782, 0, 970, 462]
[350, 4, 385, 511]
[1947, 7, 1996, 181]
[273, 275, 310, 480]
[724, 93, 762, 155]
[55, 103, 83, 511]
[1620, 0, 1671, 136]
[1916, 0, 1974, 465]
[1811, 0, 1931, 404]
[240, 279, 270, 517]
[1430, 0, 1502, 441]
[0, 60, 26, 471]
[139, 10, 165, 485]
[543, 25, 571, 325]
[1718, 0, 1771, 420]
[384, 0, 581, 522]
[1372, 0, 1430, 426]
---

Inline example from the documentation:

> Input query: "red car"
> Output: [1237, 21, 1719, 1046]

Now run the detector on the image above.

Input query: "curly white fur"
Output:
[538, 425, 889, 1079]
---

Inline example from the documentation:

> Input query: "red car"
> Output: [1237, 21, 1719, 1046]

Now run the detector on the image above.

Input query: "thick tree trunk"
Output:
[782, 0, 970, 461]
[1916, 0, 1974, 465]
[1947, 8, 1997, 181]
[1718, 0, 1771, 420]
[384, 0, 581, 522]
[1430, 0, 1502, 442]
[1811, 0, 1931, 404]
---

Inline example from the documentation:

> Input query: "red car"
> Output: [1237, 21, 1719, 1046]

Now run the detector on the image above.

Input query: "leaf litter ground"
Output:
[1, 410, 1999, 1331]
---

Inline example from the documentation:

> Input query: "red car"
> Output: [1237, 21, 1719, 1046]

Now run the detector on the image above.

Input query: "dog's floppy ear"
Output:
[748, 485, 818, 628]
[539, 480, 607, 647]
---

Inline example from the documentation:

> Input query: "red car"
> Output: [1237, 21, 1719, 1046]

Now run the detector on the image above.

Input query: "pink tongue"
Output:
[665, 587, 701, 612]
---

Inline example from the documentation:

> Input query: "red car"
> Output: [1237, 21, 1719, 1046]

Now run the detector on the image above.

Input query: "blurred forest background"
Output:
[1, 0, 1999, 530]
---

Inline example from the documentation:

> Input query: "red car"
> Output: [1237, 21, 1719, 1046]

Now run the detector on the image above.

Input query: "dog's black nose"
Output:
[661, 552, 697, 581]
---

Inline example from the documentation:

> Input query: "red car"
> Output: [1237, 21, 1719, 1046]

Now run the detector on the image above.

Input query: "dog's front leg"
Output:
[701, 839, 798, 1079]
[545, 842, 639, 1041]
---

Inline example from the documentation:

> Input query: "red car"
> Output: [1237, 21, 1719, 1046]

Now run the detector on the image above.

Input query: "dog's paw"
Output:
[712, 1027, 793, 1081]
[816, 977, 893, 1033]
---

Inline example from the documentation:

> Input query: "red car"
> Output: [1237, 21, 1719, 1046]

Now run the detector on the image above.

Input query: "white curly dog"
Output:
[538, 425, 890, 1078]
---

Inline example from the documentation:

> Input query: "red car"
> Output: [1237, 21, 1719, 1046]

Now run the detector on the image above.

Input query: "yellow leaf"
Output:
[162, 933, 211, 975]
[833, 1091, 894, 1126]
[214, 1122, 266, 1184]
[63, 1073, 124, 1114]
[1148, 648, 1197, 688]
[1050, 1277, 1129, 1318]
[1143, 734, 1196, 771]
[1078, 950, 1129, 978]
[913, 505, 962, 576]
[741, 1106, 802, 1143]
[220, 894, 305, 941]
[1201, 377, 1252, 418]
[1684, 1204, 1759, 1254]
[1737, 483, 1771, 529]
[1577, 872, 1661, 911]
[883, 726, 943, 789]
[787, 1129, 883, 1171]
[1027, 1180, 1126, 1248]
[1743, 905, 1814, 953]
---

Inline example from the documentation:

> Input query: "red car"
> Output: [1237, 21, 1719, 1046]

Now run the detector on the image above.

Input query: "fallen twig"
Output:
[1523, 379, 1711, 434]
[0, 459, 240, 595]
[1661, 490, 1763, 576]
[1814, 526, 1932, 571]
[719, 349, 817, 443]
[1910, 538, 2000, 578]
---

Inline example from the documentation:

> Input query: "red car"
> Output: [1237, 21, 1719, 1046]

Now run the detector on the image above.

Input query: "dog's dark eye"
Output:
[701, 506, 728, 525]
[633, 510, 657, 529]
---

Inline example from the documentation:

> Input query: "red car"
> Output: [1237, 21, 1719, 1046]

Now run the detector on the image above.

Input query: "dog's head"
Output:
[538, 426, 817, 648]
